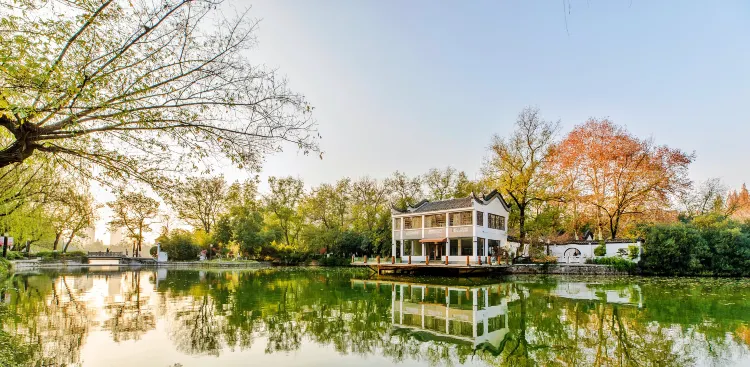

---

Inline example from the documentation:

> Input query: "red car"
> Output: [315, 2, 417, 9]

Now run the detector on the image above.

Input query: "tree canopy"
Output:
[0, 0, 319, 187]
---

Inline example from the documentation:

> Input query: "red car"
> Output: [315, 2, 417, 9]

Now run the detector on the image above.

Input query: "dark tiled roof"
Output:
[410, 197, 473, 213]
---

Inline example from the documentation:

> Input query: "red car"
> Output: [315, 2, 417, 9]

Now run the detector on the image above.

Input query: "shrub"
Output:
[586, 256, 636, 273]
[628, 245, 640, 259]
[64, 251, 87, 258]
[594, 243, 606, 257]
[0, 258, 9, 278]
[639, 222, 709, 275]
[157, 230, 201, 261]
[5, 251, 25, 260]
[317, 256, 351, 267]
[149, 246, 158, 257]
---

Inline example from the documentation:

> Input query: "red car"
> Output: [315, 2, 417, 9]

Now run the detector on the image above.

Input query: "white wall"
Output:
[549, 242, 641, 263]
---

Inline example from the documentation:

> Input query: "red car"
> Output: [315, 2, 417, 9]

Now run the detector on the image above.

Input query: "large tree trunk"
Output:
[519, 205, 527, 256]
[52, 232, 62, 251]
[0, 116, 41, 169]
[610, 212, 621, 240]
[62, 231, 77, 253]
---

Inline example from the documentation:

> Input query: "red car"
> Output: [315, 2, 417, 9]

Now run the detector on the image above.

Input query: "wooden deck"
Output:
[352, 262, 510, 276]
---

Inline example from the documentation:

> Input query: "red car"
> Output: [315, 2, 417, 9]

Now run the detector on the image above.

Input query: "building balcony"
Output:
[393, 225, 477, 240]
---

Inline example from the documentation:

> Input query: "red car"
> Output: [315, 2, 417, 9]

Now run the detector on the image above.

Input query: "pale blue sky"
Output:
[225, 0, 749, 191]
[96, 1, 750, 244]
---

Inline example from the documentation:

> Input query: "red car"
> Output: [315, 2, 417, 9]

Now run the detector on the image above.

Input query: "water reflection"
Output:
[1, 269, 749, 367]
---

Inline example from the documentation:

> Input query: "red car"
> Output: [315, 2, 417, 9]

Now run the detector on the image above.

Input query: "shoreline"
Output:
[9, 259, 273, 272]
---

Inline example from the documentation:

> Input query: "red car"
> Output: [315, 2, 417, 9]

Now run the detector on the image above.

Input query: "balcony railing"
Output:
[393, 225, 478, 239]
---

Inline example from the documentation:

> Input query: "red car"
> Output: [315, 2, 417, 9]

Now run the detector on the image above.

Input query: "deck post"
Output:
[478, 256, 482, 265]
[486, 255, 490, 266]
[391, 256, 395, 264]
[445, 255, 448, 265]
[408, 255, 411, 264]
[425, 255, 429, 265]
[377, 256, 380, 264]
[364, 255, 368, 264]
[466, 256, 469, 266]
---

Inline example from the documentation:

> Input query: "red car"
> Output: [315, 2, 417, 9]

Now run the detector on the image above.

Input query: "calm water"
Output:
[1, 268, 750, 367]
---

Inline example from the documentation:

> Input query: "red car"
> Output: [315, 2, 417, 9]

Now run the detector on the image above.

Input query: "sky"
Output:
[96, 0, 750, 244]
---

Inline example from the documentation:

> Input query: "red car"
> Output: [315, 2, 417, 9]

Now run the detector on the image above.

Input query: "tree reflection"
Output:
[102, 271, 156, 342]
[2, 270, 750, 367]
[1, 273, 92, 366]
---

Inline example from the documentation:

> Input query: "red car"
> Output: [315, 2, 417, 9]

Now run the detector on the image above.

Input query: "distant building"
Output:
[109, 227, 125, 247]
[391, 190, 511, 263]
[82, 226, 96, 245]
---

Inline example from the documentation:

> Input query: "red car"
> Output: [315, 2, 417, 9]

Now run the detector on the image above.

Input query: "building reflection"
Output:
[352, 278, 643, 354]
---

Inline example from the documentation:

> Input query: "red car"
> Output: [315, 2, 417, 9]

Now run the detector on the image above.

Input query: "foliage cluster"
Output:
[0, 257, 9, 279]
[593, 243, 607, 257]
[586, 256, 637, 273]
[156, 230, 202, 261]
[639, 214, 750, 276]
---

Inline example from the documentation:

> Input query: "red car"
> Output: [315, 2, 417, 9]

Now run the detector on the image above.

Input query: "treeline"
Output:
[1, 107, 750, 275]
[152, 169, 487, 262]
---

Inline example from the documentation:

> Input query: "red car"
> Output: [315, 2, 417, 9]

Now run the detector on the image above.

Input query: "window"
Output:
[412, 240, 423, 256]
[488, 239, 500, 255]
[424, 214, 446, 228]
[477, 238, 485, 256]
[488, 214, 506, 230]
[450, 211, 473, 226]
[460, 239, 473, 256]
[404, 216, 422, 229]
[403, 240, 411, 255]
[476, 211, 484, 226]
[449, 239, 459, 256]
[461, 212, 472, 225]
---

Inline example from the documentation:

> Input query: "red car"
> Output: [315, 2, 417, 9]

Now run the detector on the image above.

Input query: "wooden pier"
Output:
[352, 262, 510, 276]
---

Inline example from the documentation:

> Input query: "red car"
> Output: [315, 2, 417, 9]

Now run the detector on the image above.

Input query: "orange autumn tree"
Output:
[727, 184, 750, 220]
[553, 119, 693, 239]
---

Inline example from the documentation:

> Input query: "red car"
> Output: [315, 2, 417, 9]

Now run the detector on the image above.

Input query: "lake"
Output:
[1, 268, 749, 367]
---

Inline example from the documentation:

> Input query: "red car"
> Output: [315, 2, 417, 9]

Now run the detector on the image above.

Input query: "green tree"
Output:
[423, 167, 459, 200]
[265, 177, 304, 248]
[163, 176, 228, 233]
[0, 0, 318, 184]
[108, 191, 160, 256]
[384, 171, 422, 209]
[484, 107, 559, 255]
[47, 185, 97, 252]
[156, 229, 201, 261]
[350, 177, 389, 255]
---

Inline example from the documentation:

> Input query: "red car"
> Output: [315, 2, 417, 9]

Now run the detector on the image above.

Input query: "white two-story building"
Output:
[391, 191, 511, 263]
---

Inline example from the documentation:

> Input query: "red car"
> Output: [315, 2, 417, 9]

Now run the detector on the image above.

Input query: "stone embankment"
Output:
[506, 264, 628, 276]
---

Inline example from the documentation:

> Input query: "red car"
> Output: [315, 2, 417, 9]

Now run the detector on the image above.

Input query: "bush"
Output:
[639, 222, 709, 275]
[32, 250, 87, 261]
[4, 251, 25, 260]
[0, 258, 9, 278]
[157, 230, 202, 261]
[586, 256, 636, 273]
[594, 243, 606, 257]
[628, 245, 640, 259]
[317, 256, 351, 267]
[149, 246, 158, 257]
